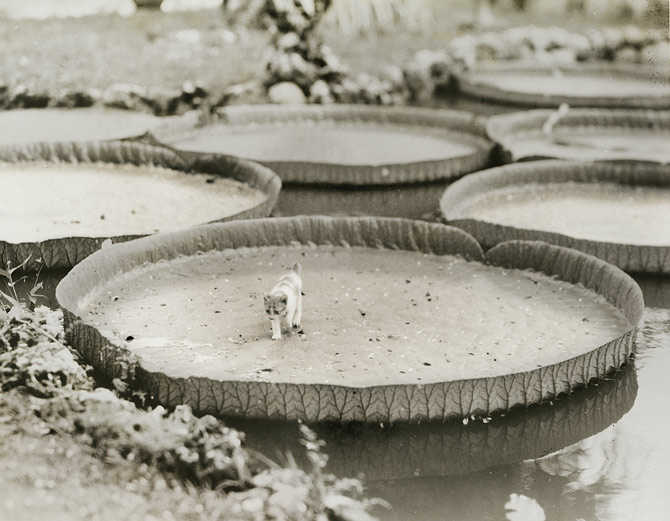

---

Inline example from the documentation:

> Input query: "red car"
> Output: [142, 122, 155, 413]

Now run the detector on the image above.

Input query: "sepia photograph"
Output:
[0, 1, 669, 520]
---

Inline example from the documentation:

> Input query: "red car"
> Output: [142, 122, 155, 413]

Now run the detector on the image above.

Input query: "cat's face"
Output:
[264, 294, 287, 318]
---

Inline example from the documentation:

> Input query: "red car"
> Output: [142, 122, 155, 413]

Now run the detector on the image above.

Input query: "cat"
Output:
[263, 262, 302, 340]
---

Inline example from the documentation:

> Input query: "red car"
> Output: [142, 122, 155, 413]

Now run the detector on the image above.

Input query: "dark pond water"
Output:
[275, 181, 450, 221]
[428, 92, 523, 118]
[5, 269, 670, 520]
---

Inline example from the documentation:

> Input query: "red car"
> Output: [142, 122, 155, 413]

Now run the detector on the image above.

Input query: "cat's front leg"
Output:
[292, 293, 302, 328]
[271, 318, 282, 340]
[285, 308, 295, 330]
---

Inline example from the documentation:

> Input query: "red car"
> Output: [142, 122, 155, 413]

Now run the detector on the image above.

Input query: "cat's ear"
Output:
[263, 293, 270, 303]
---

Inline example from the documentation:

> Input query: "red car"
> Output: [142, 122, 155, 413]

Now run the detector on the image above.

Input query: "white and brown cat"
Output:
[263, 262, 302, 340]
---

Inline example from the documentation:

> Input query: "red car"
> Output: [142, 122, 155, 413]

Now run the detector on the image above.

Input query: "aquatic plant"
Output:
[245, 424, 385, 521]
[0, 258, 92, 397]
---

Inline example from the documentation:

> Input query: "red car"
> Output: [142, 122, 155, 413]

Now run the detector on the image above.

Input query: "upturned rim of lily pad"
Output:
[57, 216, 643, 423]
[486, 108, 670, 163]
[440, 159, 670, 274]
[149, 104, 495, 185]
[458, 61, 670, 109]
[0, 140, 281, 271]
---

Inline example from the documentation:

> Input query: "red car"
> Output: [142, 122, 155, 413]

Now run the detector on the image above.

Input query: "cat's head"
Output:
[263, 293, 287, 318]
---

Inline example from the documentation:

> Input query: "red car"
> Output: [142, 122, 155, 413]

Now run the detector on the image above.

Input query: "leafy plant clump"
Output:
[38, 392, 251, 489]
[0, 258, 92, 397]
[0, 306, 92, 396]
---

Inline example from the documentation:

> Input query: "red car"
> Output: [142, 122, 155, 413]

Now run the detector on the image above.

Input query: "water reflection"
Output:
[370, 308, 670, 521]
[532, 308, 670, 521]
[224, 364, 637, 481]
[0, 268, 67, 310]
[631, 274, 670, 310]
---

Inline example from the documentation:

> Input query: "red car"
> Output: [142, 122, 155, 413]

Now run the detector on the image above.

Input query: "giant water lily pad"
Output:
[57, 216, 643, 422]
[0, 108, 171, 145]
[151, 105, 494, 185]
[458, 63, 670, 109]
[441, 160, 670, 274]
[487, 109, 670, 163]
[0, 141, 280, 270]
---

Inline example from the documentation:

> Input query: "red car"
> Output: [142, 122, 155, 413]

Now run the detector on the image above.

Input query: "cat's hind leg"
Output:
[292, 293, 302, 328]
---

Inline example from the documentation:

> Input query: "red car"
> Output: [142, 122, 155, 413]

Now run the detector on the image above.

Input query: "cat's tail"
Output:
[290, 262, 302, 274]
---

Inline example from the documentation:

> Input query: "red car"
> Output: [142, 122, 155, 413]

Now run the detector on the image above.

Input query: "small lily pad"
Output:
[459, 62, 670, 109]
[487, 108, 670, 163]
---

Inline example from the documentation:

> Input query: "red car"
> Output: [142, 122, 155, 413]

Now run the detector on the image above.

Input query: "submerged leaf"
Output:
[0, 289, 18, 307]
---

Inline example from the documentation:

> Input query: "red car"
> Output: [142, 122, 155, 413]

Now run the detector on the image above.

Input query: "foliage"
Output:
[235, 424, 385, 521]
[110, 349, 147, 405]
[323, 0, 430, 34]
[0, 258, 92, 397]
[447, 24, 669, 66]
[225, 0, 332, 33]
[37, 392, 251, 489]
